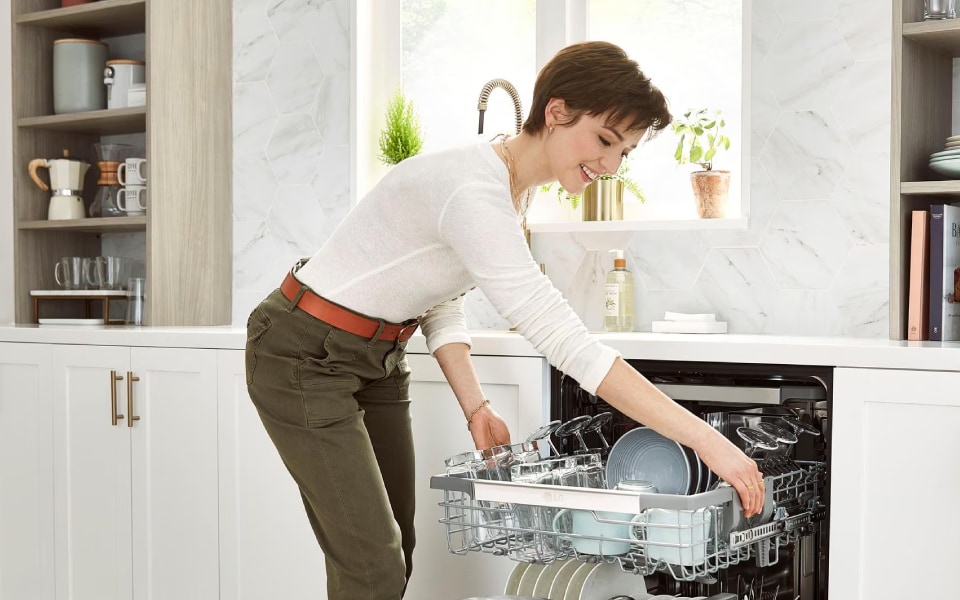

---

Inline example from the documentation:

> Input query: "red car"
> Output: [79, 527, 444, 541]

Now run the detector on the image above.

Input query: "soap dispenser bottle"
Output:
[604, 249, 634, 332]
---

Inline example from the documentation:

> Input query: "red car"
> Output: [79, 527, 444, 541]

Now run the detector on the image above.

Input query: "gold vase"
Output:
[581, 179, 623, 221]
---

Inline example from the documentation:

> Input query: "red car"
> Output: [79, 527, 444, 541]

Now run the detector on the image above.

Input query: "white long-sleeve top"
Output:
[296, 141, 620, 394]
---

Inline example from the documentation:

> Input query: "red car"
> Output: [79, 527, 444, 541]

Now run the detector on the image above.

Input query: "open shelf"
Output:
[903, 19, 960, 55]
[900, 180, 960, 195]
[17, 216, 147, 233]
[16, 0, 145, 36]
[17, 106, 146, 136]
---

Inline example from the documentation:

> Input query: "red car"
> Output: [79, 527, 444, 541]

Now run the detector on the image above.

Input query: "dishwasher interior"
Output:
[431, 359, 832, 600]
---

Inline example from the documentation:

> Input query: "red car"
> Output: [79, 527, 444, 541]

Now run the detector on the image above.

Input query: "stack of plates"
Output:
[929, 135, 960, 177]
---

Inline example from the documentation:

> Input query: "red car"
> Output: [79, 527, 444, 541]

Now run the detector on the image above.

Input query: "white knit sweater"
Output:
[296, 141, 619, 394]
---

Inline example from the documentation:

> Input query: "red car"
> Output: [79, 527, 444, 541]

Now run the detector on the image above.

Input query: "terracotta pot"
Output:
[690, 170, 730, 218]
[582, 179, 623, 221]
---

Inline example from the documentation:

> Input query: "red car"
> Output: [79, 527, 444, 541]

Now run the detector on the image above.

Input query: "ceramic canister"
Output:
[53, 38, 108, 114]
[104, 59, 146, 110]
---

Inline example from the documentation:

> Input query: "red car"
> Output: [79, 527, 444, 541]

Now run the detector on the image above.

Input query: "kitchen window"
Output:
[353, 0, 748, 226]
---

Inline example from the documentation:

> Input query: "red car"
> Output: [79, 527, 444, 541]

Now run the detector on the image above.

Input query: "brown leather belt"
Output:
[280, 271, 419, 342]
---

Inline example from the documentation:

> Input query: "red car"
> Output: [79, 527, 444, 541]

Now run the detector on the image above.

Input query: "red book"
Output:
[907, 210, 930, 341]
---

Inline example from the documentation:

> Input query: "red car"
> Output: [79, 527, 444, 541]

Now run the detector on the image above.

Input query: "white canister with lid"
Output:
[53, 38, 109, 114]
[104, 59, 146, 110]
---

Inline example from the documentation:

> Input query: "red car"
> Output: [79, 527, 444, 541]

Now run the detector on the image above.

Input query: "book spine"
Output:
[929, 204, 946, 341]
[908, 210, 930, 341]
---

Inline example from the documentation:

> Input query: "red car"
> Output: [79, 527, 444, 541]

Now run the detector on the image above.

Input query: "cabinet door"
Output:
[129, 348, 219, 600]
[831, 367, 960, 600]
[0, 343, 55, 600]
[216, 350, 327, 600]
[51, 345, 133, 600]
[405, 353, 549, 600]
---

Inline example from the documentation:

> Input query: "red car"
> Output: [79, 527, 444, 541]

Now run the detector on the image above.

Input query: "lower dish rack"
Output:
[430, 461, 825, 583]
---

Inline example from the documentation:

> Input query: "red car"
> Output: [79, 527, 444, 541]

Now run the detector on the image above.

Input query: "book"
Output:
[907, 210, 930, 341]
[928, 204, 960, 341]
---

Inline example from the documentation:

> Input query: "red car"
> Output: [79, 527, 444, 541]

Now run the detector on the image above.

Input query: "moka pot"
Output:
[28, 149, 90, 220]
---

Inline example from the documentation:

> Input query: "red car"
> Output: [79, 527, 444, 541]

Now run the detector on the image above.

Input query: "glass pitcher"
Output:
[89, 142, 132, 217]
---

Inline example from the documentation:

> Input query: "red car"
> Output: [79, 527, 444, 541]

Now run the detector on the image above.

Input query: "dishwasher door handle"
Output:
[653, 383, 782, 405]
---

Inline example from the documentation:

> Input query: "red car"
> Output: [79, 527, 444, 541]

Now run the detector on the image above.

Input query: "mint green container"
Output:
[53, 38, 108, 114]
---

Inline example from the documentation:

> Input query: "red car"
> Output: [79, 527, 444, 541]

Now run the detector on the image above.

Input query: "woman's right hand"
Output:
[695, 431, 765, 517]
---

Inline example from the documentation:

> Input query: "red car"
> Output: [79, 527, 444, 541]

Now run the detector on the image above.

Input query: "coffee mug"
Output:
[634, 508, 713, 567]
[117, 158, 147, 185]
[551, 508, 643, 556]
[54, 256, 88, 290]
[117, 185, 147, 215]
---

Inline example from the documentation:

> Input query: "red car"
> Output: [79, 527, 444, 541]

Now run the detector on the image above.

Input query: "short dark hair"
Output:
[523, 41, 672, 139]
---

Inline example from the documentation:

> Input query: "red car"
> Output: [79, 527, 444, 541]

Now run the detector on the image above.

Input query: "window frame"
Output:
[351, 0, 751, 228]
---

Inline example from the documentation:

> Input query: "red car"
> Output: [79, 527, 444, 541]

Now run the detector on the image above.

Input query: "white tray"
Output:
[38, 318, 107, 326]
[31, 289, 127, 297]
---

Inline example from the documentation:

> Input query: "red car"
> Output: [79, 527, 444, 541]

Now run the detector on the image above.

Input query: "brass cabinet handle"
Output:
[110, 370, 125, 426]
[127, 371, 141, 428]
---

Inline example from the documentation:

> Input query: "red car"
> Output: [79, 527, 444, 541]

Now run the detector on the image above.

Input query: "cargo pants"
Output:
[245, 285, 415, 600]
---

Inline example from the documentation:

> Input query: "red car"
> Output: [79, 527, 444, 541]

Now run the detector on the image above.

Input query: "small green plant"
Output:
[541, 161, 646, 210]
[378, 89, 424, 165]
[671, 108, 731, 171]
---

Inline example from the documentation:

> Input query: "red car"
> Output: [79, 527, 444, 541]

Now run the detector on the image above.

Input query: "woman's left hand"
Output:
[468, 405, 512, 450]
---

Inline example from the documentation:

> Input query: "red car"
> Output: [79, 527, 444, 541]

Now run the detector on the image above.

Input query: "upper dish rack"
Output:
[430, 460, 826, 583]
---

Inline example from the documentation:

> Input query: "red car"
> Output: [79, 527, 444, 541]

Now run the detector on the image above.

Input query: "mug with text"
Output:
[117, 185, 147, 215]
[117, 158, 147, 185]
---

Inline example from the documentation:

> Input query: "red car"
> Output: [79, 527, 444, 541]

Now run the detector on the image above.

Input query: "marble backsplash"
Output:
[231, 0, 894, 337]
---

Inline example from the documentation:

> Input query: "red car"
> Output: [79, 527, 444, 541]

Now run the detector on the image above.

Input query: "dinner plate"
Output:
[929, 148, 960, 159]
[606, 427, 692, 494]
[503, 561, 529, 594]
[576, 561, 649, 599]
[532, 558, 569, 598]
[517, 563, 546, 596]
[549, 558, 584, 599]
[930, 160, 960, 177]
[680, 444, 702, 495]
[928, 154, 960, 163]
[563, 562, 601, 600]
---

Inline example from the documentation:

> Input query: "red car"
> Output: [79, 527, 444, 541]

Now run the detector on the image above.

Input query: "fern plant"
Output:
[378, 90, 424, 165]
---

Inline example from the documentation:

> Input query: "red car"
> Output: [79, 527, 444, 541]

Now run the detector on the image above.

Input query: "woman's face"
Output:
[547, 103, 645, 195]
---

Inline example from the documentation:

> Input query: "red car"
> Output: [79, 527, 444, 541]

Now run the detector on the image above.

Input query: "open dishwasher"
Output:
[430, 360, 831, 599]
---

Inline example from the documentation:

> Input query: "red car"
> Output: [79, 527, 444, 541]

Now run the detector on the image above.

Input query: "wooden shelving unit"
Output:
[10, 0, 232, 326]
[18, 106, 146, 135]
[890, 1, 960, 339]
[18, 216, 146, 233]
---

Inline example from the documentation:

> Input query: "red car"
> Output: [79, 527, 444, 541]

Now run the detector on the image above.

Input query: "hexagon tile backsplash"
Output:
[232, 0, 892, 337]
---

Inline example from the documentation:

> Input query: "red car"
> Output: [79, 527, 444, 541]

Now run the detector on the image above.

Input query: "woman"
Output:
[245, 40, 764, 600]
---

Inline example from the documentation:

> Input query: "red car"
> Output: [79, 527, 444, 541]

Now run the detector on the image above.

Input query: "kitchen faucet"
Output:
[476, 79, 523, 135]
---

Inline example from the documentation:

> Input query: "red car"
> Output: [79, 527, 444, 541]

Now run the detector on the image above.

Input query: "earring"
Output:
[548, 126, 554, 134]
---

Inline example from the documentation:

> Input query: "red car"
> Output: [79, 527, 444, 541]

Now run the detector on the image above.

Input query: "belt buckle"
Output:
[397, 321, 419, 341]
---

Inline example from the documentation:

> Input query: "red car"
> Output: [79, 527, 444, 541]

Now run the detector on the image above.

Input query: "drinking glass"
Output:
[925, 0, 956, 19]
[125, 277, 145, 325]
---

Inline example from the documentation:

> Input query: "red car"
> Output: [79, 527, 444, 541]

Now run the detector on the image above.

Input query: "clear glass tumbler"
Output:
[925, 0, 956, 19]
[125, 277, 146, 325]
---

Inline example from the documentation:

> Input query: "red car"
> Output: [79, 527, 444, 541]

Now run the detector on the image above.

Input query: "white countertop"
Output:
[2, 324, 960, 371]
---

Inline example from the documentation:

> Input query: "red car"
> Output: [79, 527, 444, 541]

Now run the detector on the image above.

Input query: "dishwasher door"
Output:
[550, 359, 833, 600]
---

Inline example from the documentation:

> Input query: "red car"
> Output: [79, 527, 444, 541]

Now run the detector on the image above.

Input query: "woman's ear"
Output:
[545, 97, 569, 126]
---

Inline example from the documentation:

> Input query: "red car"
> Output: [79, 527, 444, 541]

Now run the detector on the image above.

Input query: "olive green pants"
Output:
[245, 287, 415, 600]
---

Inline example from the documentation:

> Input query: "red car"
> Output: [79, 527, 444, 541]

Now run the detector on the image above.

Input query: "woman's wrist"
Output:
[465, 399, 491, 430]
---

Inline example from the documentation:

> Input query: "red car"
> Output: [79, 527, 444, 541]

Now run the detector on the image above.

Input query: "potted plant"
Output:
[378, 89, 424, 165]
[672, 108, 731, 218]
[541, 161, 646, 221]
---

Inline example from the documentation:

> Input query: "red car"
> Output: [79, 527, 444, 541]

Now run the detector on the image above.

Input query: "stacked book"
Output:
[907, 204, 960, 341]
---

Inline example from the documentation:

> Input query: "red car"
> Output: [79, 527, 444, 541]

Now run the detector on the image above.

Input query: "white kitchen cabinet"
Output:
[51, 345, 219, 600]
[217, 350, 327, 600]
[830, 367, 960, 600]
[0, 343, 55, 600]
[217, 349, 549, 600]
[405, 353, 549, 600]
